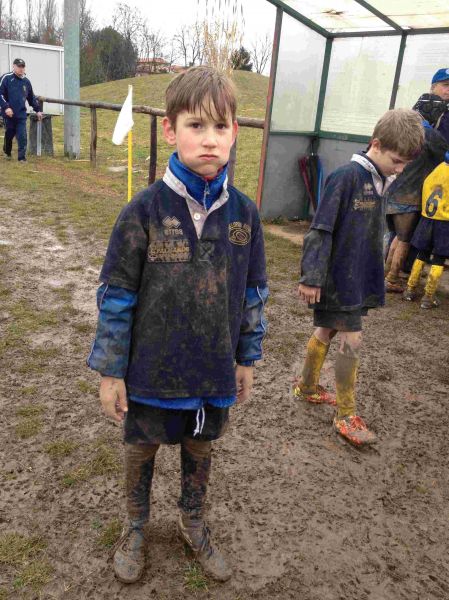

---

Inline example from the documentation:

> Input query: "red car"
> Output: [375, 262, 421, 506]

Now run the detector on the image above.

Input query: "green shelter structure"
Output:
[257, 1, 449, 218]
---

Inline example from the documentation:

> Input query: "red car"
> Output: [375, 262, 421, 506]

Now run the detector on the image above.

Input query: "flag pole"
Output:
[127, 129, 133, 202]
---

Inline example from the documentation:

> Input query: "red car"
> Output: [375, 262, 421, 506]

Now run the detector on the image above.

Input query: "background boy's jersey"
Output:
[300, 154, 392, 311]
[421, 160, 449, 221]
[94, 180, 266, 398]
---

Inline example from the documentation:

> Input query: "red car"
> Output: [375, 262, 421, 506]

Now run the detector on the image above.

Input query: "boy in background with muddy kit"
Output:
[87, 66, 268, 583]
[292, 109, 424, 446]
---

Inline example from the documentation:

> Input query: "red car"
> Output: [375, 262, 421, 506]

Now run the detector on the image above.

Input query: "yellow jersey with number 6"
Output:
[421, 161, 449, 221]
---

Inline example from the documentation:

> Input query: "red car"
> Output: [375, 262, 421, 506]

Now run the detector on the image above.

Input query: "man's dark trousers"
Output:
[3, 117, 27, 160]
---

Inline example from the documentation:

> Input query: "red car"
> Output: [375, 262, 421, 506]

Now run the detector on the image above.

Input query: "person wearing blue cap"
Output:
[430, 68, 449, 144]
[0, 58, 43, 161]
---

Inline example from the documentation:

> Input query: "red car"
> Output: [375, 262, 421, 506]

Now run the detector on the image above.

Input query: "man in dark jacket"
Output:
[0, 58, 43, 161]
[431, 68, 449, 144]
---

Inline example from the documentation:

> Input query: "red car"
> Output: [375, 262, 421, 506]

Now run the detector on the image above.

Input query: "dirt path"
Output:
[1, 188, 449, 599]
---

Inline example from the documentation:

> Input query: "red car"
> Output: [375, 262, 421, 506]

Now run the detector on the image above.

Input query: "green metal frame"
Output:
[265, 0, 328, 38]
[389, 33, 407, 109]
[266, 1, 449, 140]
[314, 38, 333, 133]
[352, 0, 402, 31]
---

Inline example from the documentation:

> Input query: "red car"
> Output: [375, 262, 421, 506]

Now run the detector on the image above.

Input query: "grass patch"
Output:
[96, 518, 122, 548]
[183, 563, 209, 592]
[73, 322, 94, 334]
[16, 404, 45, 418]
[0, 533, 47, 568]
[15, 417, 43, 440]
[19, 385, 38, 396]
[13, 560, 53, 591]
[77, 379, 97, 395]
[51, 283, 75, 302]
[44, 439, 78, 458]
[62, 441, 120, 486]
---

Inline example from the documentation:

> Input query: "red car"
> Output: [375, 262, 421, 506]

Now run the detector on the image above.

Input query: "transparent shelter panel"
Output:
[320, 36, 401, 137]
[368, 1, 449, 29]
[280, 0, 391, 32]
[395, 34, 449, 110]
[271, 13, 326, 132]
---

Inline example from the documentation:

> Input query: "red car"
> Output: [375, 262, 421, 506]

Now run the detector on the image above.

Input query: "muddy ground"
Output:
[1, 187, 449, 600]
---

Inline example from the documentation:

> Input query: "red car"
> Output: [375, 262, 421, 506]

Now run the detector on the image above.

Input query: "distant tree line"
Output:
[0, 0, 272, 86]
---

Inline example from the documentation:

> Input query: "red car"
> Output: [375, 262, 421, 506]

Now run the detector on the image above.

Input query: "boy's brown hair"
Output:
[165, 66, 237, 126]
[371, 108, 424, 159]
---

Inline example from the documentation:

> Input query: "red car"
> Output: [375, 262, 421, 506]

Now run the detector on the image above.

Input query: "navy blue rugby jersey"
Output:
[99, 180, 267, 398]
[300, 155, 391, 311]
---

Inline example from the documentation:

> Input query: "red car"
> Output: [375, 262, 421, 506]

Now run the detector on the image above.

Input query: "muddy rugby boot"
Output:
[333, 415, 376, 446]
[112, 525, 146, 583]
[420, 295, 440, 309]
[403, 287, 418, 302]
[178, 512, 232, 582]
[293, 380, 336, 406]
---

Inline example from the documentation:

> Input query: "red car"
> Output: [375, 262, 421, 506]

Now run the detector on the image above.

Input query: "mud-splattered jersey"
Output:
[421, 160, 449, 221]
[300, 154, 391, 311]
[96, 179, 267, 398]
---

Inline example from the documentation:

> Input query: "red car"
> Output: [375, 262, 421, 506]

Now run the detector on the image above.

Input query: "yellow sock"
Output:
[424, 264, 444, 298]
[407, 258, 425, 291]
[335, 351, 359, 419]
[300, 335, 330, 393]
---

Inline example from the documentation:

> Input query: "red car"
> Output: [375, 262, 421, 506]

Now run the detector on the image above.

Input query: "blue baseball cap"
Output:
[432, 68, 449, 84]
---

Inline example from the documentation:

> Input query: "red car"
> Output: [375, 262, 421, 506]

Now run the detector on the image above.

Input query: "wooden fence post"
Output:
[90, 107, 97, 168]
[148, 115, 157, 185]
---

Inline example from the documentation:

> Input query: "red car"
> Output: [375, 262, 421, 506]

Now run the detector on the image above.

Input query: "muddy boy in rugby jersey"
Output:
[88, 66, 268, 583]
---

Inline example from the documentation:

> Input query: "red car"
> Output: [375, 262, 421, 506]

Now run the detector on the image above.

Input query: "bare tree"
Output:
[0, 0, 6, 38]
[173, 23, 203, 67]
[6, 0, 22, 40]
[164, 37, 179, 71]
[139, 23, 165, 70]
[80, 0, 95, 48]
[40, 0, 59, 44]
[250, 33, 272, 74]
[112, 2, 141, 43]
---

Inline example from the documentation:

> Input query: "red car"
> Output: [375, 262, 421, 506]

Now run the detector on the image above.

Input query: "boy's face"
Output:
[162, 103, 238, 178]
[367, 139, 411, 177]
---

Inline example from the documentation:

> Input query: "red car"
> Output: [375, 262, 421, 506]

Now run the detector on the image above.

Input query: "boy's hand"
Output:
[99, 376, 128, 422]
[297, 283, 321, 304]
[235, 365, 254, 404]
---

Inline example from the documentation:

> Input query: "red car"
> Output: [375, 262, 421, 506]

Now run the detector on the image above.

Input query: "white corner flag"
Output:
[112, 85, 134, 145]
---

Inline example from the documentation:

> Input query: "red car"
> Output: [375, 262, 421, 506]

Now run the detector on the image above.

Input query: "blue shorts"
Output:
[124, 400, 229, 445]
[411, 217, 449, 258]
[313, 308, 369, 332]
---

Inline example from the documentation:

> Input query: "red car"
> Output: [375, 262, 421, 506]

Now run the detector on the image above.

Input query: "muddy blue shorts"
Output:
[313, 308, 369, 332]
[124, 400, 229, 445]
[411, 217, 449, 258]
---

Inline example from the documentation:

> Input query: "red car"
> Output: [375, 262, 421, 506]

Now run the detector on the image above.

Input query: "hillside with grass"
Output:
[49, 70, 268, 202]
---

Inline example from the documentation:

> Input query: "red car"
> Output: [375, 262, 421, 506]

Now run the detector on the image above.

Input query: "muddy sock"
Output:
[335, 345, 359, 419]
[386, 241, 409, 283]
[384, 237, 397, 276]
[300, 334, 330, 393]
[406, 258, 425, 291]
[125, 443, 159, 524]
[179, 438, 212, 519]
[424, 264, 444, 298]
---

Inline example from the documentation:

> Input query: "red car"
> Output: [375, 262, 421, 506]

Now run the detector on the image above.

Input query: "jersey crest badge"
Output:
[229, 221, 251, 245]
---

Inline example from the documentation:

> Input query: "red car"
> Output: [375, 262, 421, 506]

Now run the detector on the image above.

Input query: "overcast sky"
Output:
[15, 0, 276, 49]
